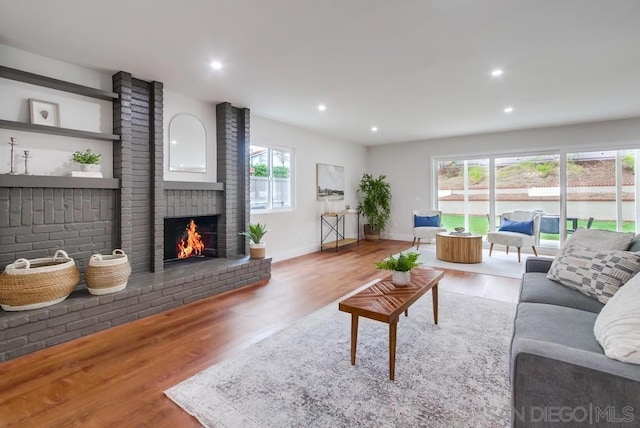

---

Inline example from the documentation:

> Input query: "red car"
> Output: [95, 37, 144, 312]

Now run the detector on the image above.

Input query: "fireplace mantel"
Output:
[164, 181, 224, 191]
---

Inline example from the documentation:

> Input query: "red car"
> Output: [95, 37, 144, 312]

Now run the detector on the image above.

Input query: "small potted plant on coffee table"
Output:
[375, 251, 421, 285]
[239, 223, 268, 259]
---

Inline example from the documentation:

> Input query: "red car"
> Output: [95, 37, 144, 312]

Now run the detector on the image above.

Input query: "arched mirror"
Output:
[169, 113, 207, 173]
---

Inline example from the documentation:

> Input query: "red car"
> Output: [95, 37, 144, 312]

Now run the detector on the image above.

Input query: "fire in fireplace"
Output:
[164, 215, 218, 262]
[177, 219, 204, 259]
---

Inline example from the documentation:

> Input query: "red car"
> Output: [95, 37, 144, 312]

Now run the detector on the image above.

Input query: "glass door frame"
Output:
[432, 145, 640, 248]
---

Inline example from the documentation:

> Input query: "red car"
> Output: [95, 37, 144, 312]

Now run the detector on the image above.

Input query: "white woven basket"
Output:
[86, 249, 131, 295]
[0, 250, 79, 311]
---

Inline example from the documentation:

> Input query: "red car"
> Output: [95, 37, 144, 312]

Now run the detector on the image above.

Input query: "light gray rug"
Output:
[165, 286, 516, 427]
[410, 244, 527, 279]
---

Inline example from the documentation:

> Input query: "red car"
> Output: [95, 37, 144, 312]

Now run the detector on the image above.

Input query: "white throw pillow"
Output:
[594, 273, 640, 364]
[562, 228, 634, 251]
[547, 246, 640, 304]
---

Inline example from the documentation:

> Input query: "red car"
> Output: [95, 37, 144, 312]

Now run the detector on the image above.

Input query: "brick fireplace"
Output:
[0, 73, 270, 362]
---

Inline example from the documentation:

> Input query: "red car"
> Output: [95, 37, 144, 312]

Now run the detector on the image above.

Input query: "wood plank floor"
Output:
[0, 240, 520, 427]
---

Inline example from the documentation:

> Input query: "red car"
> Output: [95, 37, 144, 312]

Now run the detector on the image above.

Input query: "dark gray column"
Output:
[150, 81, 164, 272]
[112, 72, 133, 257]
[216, 103, 250, 258]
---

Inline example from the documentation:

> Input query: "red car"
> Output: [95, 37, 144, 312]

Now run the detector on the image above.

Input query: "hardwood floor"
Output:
[0, 240, 520, 427]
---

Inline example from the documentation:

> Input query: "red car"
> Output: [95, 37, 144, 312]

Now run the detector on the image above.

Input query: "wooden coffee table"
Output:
[338, 268, 444, 380]
[436, 232, 483, 264]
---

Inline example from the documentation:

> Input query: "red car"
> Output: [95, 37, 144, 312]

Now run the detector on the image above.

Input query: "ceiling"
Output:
[1, 0, 640, 145]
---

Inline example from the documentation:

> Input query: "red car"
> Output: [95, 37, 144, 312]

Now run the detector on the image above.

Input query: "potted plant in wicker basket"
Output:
[357, 173, 392, 241]
[375, 251, 421, 285]
[239, 223, 268, 259]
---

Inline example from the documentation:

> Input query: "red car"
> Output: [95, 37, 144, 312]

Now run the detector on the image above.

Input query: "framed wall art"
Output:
[29, 99, 60, 127]
[316, 163, 345, 200]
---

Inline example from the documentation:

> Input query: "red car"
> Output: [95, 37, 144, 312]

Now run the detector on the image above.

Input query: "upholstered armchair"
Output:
[412, 210, 447, 249]
[487, 210, 542, 262]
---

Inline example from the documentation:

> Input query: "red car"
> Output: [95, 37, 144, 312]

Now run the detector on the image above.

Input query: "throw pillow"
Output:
[563, 228, 634, 251]
[414, 215, 439, 227]
[594, 272, 640, 364]
[498, 219, 533, 235]
[627, 235, 640, 252]
[547, 246, 640, 304]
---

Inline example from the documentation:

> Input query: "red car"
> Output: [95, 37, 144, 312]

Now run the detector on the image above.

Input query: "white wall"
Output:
[0, 45, 220, 182]
[163, 89, 217, 182]
[251, 116, 367, 261]
[367, 117, 640, 241]
[0, 44, 114, 177]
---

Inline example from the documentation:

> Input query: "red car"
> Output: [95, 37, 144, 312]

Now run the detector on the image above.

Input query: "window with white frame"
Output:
[250, 144, 294, 211]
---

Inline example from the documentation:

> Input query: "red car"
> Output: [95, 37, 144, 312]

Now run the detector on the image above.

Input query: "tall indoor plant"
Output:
[357, 173, 392, 241]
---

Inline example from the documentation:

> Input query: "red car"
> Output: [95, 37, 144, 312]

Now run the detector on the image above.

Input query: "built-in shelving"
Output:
[0, 174, 120, 189]
[0, 119, 120, 141]
[0, 65, 119, 101]
[0, 65, 121, 143]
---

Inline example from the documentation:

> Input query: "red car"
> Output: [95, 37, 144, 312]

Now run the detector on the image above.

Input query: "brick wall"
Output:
[130, 79, 153, 273]
[0, 188, 118, 271]
[216, 102, 250, 258]
[165, 189, 223, 217]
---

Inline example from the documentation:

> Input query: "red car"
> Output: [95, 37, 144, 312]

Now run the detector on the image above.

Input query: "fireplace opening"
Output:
[164, 215, 218, 262]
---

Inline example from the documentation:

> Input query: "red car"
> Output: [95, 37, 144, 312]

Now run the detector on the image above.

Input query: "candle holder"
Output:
[7, 137, 18, 175]
[22, 150, 31, 175]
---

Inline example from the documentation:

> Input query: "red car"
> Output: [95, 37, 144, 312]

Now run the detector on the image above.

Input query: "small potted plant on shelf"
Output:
[239, 223, 268, 259]
[375, 251, 421, 285]
[72, 149, 101, 173]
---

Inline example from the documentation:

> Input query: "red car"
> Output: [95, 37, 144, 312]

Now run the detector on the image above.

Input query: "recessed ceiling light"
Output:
[371, 126, 378, 132]
[503, 106, 514, 113]
[210, 60, 223, 70]
[491, 69, 504, 77]
[171, 140, 177, 145]
[318, 104, 327, 112]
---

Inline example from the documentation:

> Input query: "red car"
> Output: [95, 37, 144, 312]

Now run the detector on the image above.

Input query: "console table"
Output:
[320, 211, 360, 252]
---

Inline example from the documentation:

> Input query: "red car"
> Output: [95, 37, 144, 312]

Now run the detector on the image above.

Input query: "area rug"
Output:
[409, 244, 529, 279]
[165, 285, 516, 427]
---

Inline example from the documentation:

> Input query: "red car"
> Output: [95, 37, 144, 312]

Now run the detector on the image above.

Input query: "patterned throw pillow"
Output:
[563, 228, 634, 251]
[547, 246, 640, 304]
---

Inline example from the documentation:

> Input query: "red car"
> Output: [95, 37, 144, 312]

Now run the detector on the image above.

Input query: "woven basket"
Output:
[86, 249, 132, 296]
[0, 250, 80, 311]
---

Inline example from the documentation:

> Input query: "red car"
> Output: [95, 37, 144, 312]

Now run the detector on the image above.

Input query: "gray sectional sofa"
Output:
[510, 256, 640, 427]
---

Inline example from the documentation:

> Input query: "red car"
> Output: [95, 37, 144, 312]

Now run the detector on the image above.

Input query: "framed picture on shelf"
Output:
[316, 163, 345, 200]
[29, 99, 60, 127]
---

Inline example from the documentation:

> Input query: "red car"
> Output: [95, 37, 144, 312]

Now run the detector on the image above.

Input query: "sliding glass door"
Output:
[495, 154, 560, 245]
[437, 159, 490, 236]
[566, 149, 636, 233]
[434, 148, 639, 248]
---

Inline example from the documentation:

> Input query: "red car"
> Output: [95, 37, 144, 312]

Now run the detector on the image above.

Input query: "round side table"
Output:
[435, 232, 483, 264]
